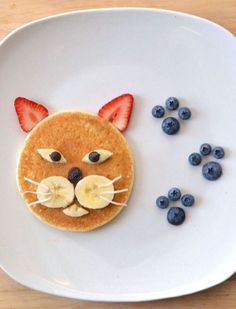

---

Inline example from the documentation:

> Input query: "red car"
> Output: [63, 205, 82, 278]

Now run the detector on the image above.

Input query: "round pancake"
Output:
[17, 111, 134, 231]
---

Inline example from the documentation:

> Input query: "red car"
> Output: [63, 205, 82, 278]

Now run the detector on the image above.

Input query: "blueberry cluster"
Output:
[188, 144, 225, 181]
[152, 97, 191, 135]
[156, 187, 195, 225]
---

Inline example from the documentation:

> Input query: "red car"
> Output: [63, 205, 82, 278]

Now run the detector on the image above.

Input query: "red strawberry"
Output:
[98, 94, 134, 132]
[14, 97, 49, 132]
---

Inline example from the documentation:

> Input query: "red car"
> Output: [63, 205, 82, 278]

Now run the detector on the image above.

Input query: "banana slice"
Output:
[75, 175, 114, 209]
[37, 176, 74, 208]
[63, 204, 89, 217]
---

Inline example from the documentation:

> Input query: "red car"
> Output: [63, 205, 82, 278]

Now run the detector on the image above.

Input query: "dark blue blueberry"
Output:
[152, 105, 165, 118]
[212, 147, 225, 159]
[178, 107, 191, 120]
[200, 143, 212, 156]
[202, 161, 222, 181]
[188, 153, 202, 166]
[167, 207, 185, 225]
[156, 196, 169, 209]
[89, 151, 100, 162]
[181, 194, 195, 207]
[49, 151, 61, 162]
[165, 97, 179, 111]
[161, 117, 180, 135]
[168, 187, 181, 201]
[68, 167, 83, 184]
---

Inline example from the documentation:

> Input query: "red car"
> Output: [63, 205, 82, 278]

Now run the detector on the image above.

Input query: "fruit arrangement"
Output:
[156, 187, 195, 225]
[152, 98, 226, 226]
[14, 94, 228, 229]
[15, 94, 134, 231]
[188, 143, 225, 181]
[152, 97, 191, 135]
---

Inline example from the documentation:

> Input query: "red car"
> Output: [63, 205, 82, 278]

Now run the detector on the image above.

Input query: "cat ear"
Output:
[97, 93, 134, 132]
[14, 97, 49, 132]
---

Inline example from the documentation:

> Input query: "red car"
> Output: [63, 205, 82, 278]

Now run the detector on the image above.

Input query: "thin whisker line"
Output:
[23, 191, 38, 195]
[98, 175, 122, 188]
[101, 189, 128, 194]
[28, 197, 51, 207]
[23, 191, 52, 196]
[99, 195, 127, 207]
[24, 176, 50, 191]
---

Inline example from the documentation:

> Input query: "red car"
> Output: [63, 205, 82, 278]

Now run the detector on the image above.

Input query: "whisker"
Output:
[99, 195, 127, 207]
[101, 188, 128, 194]
[24, 176, 50, 191]
[98, 175, 122, 188]
[23, 191, 52, 196]
[28, 197, 51, 207]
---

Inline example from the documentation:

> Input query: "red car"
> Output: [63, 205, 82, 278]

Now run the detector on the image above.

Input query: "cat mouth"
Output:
[23, 175, 128, 215]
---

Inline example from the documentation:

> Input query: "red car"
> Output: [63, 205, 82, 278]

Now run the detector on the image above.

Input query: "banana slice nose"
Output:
[37, 176, 74, 208]
[75, 175, 114, 209]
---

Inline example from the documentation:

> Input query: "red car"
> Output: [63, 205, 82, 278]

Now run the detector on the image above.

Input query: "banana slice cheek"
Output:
[37, 176, 75, 208]
[75, 175, 114, 209]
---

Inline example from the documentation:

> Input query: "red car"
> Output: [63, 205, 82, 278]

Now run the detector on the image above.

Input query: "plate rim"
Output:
[0, 7, 235, 48]
[0, 7, 235, 302]
[1, 261, 235, 302]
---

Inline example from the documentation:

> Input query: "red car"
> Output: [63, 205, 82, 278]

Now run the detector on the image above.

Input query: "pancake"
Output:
[17, 111, 134, 231]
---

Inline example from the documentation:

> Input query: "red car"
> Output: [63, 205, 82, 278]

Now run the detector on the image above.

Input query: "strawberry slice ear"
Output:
[98, 94, 134, 132]
[14, 97, 49, 133]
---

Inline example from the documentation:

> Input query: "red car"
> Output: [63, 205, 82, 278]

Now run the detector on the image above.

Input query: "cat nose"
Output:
[67, 167, 83, 184]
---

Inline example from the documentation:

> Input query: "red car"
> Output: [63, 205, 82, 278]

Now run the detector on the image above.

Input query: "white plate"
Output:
[0, 8, 236, 302]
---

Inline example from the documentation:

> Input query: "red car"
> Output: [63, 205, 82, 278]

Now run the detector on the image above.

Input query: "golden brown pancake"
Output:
[17, 111, 134, 231]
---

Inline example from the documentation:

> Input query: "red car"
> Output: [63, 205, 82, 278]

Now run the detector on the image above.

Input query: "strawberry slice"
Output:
[14, 97, 49, 132]
[98, 94, 134, 132]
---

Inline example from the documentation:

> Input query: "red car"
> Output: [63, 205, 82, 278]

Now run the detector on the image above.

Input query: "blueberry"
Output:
[89, 151, 100, 162]
[167, 207, 185, 225]
[200, 143, 212, 156]
[49, 151, 61, 162]
[188, 153, 202, 166]
[68, 167, 83, 184]
[178, 107, 191, 120]
[212, 147, 225, 159]
[168, 187, 181, 201]
[181, 194, 195, 207]
[202, 161, 222, 181]
[165, 97, 179, 111]
[156, 196, 169, 209]
[162, 117, 180, 135]
[152, 105, 165, 118]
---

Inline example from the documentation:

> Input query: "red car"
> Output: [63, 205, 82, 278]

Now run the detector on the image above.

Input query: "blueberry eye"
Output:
[88, 151, 100, 162]
[37, 148, 66, 163]
[50, 151, 61, 162]
[82, 149, 113, 164]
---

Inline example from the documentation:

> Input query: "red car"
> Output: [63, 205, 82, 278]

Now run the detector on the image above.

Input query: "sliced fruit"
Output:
[75, 175, 114, 209]
[14, 97, 49, 132]
[36, 176, 74, 208]
[82, 149, 113, 164]
[98, 93, 133, 132]
[63, 204, 89, 217]
[37, 149, 67, 163]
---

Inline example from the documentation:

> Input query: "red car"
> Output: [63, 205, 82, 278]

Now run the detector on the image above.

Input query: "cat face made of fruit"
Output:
[16, 95, 134, 231]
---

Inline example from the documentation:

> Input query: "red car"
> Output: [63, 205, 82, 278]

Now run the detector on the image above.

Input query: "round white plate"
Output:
[0, 8, 236, 302]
